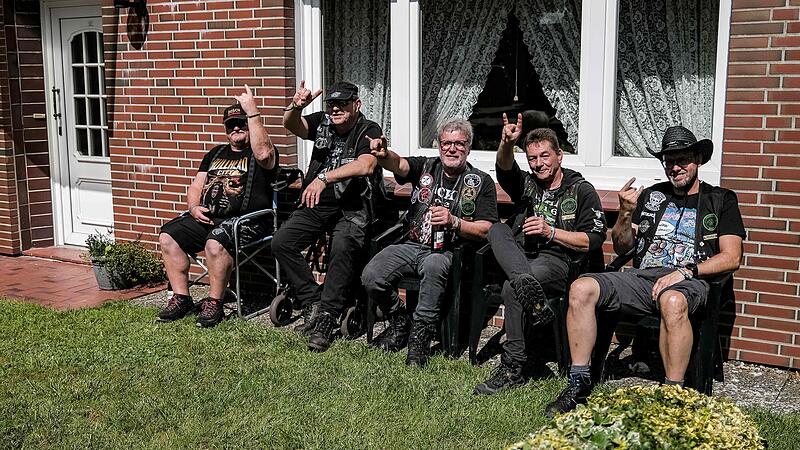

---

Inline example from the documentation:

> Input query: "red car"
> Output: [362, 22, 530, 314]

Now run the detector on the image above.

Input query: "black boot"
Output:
[511, 274, 555, 326]
[156, 293, 194, 322]
[196, 297, 224, 328]
[474, 360, 526, 395]
[372, 309, 412, 352]
[307, 312, 339, 352]
[295, 301, 319, 335]
[406, 320, 436, 367]
[545, 372, 593, 418]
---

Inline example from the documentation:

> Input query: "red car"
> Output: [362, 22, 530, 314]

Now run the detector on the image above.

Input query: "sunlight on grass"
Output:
[0, 299, 797, 449]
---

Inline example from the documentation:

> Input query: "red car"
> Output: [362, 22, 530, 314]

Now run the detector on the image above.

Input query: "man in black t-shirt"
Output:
[157, 86, 278, 328]
[276, 81, 382, 351]
[474, 116, 607, 396]
[546, 126, 746, 417]
[362, 119, 498, 367]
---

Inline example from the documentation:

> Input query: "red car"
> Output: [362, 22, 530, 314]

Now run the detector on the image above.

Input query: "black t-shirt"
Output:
[304, 111, 381, 208]
[633, 188, 745, 269]
[198, 145, 277, 219]
[496, 161, 607, 255]
[398, 156, 498, 245]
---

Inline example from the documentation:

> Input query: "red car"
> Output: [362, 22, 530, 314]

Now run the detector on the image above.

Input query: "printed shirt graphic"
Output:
[639, 201, 697, 269]
[408, 176, 459, 245]
[531, 190, 558, 226]
[201, 151, 249, 219]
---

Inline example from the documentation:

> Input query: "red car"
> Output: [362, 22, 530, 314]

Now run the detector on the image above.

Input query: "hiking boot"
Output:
[474, 361, 526, 395]
[308, 312, 339, 352]
[372, 310, 412, 352]
[406, 320, 436, 367]
[196, 297, 224, 328]
[156, 294, 194, 322]
[545, 372, 593, 418]
[295, 302, 320, 335]
[511, 274, 555, 326]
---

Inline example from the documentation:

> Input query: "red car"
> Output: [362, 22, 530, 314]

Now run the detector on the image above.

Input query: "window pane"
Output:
[85, 32, 98, 64]
[322, 0, 391, 137]
[74, 98, 87, 125]
[89, 98, 101, 125]
[614, 0, 719, 157]
[76, 128, 88, 156]
[420, 0, 581, 151]
[73, 67, 85, 95]
[90, 128, 103, 157]
[71, 34, 83, 64]
[87, 66, 100, 95]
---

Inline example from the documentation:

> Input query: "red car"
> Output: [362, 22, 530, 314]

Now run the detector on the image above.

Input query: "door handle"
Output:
[51, 86, 62, 136]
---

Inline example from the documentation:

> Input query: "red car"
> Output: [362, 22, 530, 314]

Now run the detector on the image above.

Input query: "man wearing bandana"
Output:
[474, 114, 607, 395]
[363, 119, 498, 367]
[278, 80, 384, 352]
[546, 125, 745, 417]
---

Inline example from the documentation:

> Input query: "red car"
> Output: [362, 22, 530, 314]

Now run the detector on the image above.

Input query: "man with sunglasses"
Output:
[362, 119, 498, 367]
[474, 115, 606, 395]
[546, 125, 745, 417]
[277, 80, 385, 352]
[157, 85, 278, 328]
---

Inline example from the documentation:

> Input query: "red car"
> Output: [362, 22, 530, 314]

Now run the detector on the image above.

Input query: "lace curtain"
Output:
[515, 0, 582, 151]
[419, 1, 512, 147]
[323, 0, 391, 136]
[615, 0, 719, 156]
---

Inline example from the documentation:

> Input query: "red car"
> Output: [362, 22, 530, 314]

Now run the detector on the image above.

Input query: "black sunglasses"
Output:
[326, 99, 354, 108]
[225, 119, 248, 130]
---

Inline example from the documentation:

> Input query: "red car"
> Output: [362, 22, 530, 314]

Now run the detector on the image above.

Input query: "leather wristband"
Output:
[247, 113, 261, 118]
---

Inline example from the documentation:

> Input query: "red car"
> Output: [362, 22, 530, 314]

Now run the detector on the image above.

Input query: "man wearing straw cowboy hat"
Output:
[546, 125, 746, 417]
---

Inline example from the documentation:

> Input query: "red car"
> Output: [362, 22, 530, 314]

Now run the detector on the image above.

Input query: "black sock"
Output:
[663, 378, 684, 387]
[569, 364, 591, 379]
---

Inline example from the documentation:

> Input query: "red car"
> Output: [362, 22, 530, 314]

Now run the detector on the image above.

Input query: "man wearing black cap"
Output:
[157, 85, 278, 328]
[545, 126, 745, 417]
[276, 80, 383, 351]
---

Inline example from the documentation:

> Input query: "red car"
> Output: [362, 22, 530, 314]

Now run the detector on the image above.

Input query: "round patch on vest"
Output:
[461, 186, 477, 201]
[418, 188, 431, 204]
[560, 197, 577, 215]
[461, 200, 476, 216]
[638, 219, 651, 235]
[645, 191, 667, 212]
[464, 173, 482, 188]
[702, 213, 718, 231]
[420, 173, 433, 188]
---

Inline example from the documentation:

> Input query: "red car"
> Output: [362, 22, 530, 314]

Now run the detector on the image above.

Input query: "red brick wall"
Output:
[723, 0, 800, 369]
[103, 0, 297, 246]
[0, 1, 22, 255]
[0, 0, 54, 254]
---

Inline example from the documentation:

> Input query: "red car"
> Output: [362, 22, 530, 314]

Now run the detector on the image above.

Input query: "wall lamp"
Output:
[114, 0, 147, 16]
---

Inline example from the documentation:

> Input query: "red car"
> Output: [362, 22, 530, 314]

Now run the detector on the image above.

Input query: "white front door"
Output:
[46, 4, 113, 246]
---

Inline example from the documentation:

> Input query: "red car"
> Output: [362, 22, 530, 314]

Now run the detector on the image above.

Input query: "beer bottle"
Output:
[431, 199, 446, 252]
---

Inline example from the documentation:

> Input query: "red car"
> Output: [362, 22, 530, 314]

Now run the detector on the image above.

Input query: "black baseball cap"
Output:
[324, 81, 359, 102]
[222, 103, 247, 123]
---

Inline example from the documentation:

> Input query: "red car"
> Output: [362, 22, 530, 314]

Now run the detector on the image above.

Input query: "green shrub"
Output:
[510, 385, 765, 450]
[84, 230, 114, 261]
[103, 241, 166, 289]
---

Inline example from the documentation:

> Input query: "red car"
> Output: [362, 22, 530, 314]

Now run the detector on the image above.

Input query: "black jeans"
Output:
[271, 205, 366, 316]
[487, 222, 570, 366]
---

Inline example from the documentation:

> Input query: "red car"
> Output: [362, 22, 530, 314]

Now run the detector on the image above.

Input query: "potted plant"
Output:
[84, 231, 166, 290]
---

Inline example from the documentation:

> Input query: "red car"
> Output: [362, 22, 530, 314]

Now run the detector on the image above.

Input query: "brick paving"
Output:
[0, 254, 165, 310]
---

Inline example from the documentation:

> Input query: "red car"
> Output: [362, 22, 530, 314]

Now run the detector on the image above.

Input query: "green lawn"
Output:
[1, 300, 798, 449]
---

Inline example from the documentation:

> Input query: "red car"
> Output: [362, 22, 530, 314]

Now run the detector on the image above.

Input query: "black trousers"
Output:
[487, 222, 570, 365]
[271, 205, 366, 316]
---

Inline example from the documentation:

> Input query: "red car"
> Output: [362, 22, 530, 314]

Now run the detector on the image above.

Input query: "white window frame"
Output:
[295, 0, 731, 191]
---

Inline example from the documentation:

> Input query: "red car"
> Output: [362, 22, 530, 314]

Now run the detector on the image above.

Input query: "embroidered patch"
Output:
[702, 213, 718, 231]
[640, 211, 656, 219]
[464, 173, 482, 188]
[561, 197, 577, 215]
[418, 188, 431, 204]
[645, 191, 667, 212]
[461, 187, 477, 201]
[638, 220, 651, 234]
[411, 188, 419, 204]
[461, 200, 476, 216]
[637, 238, 646, 254]
[420, 173, 433, 188]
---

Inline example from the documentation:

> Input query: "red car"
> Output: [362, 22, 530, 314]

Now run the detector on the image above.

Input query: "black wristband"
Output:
[247, 113, 260, 118]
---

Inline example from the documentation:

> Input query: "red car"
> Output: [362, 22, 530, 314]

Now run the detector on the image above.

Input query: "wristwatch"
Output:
[317, 172, 329, 185]
[685, 263, 699, 278]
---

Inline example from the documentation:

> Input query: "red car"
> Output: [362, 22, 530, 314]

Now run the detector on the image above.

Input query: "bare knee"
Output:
[159, 233, 182, 254]
[568, 277, 600, 310]
[659, 291, 689, 328]
[204, 239, 230, 260]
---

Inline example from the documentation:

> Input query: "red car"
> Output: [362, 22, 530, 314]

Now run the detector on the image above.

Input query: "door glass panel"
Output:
[74, 98, 86, 125]
[90, 129, 103, 157]
[87, 68, 99, 95]
[71, 34, 83, 63]
[89, 98, 101, 125]
[76, 129, 89, 156]
[85, 32, 98, 64]
[73, 67, 85, 94]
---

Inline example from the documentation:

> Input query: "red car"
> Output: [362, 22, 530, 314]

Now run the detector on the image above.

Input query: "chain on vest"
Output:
[632, 181, 725, 268]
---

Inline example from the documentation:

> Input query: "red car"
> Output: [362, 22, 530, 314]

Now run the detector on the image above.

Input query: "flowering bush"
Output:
[510, 385, 764, 449]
